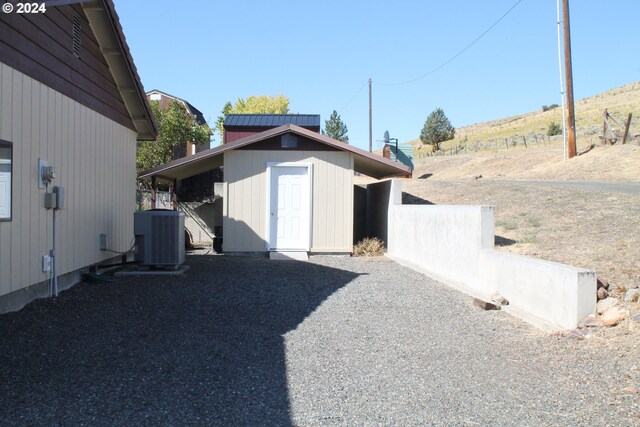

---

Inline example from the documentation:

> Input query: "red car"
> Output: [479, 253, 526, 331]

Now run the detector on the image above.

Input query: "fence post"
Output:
[172, 179, 178, 210]
[523, 136, 527, 148]
[622, 112, 632, 145]
[151, 176, 157, 209]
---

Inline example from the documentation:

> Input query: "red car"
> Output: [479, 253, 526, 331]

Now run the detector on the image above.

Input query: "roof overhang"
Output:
[81, 0, 157, 140]
[139, 124, 411, 181]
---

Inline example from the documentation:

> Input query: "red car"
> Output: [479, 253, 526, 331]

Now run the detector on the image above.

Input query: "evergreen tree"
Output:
[322, 110, 349, 143]
[420, 108, 455, 151]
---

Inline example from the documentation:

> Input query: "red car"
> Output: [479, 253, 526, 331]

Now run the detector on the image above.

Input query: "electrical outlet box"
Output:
[42, 255, 52, 272]
[99, 233, 108, 250]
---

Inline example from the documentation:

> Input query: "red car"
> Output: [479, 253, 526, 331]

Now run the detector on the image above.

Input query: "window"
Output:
[281, 134, 298, 148]
[0, 140, 12, 221]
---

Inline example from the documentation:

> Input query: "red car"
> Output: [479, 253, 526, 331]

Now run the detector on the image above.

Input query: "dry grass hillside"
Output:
[409, 81, 640, 156]
[412, 143, 640, 182]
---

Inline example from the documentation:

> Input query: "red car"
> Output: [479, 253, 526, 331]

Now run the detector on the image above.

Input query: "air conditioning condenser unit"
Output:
[134, 210, 185, 267]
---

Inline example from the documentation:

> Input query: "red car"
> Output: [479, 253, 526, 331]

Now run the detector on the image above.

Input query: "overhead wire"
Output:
[333, 0, 526, 122]
[338, 81, 368, 113]
[374, 0, 526, 87]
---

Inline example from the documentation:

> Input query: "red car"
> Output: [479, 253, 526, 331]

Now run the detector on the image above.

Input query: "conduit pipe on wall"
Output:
[50, 207, 57, 297]
[45, 186, 64, 297]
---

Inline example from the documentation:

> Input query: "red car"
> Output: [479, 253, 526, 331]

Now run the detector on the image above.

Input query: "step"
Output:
[269, 251, 309, 261]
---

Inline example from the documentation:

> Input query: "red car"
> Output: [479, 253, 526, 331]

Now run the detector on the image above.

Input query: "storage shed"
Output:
[140, 124, 410, 255]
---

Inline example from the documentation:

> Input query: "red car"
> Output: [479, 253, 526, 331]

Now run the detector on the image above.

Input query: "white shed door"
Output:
[0, 169, 10, 219]
[269, 166, 310, 250]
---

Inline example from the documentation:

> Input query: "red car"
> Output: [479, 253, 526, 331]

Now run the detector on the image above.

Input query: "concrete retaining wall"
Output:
[480, 250, 596, 331]
[375, 179, 596, 332]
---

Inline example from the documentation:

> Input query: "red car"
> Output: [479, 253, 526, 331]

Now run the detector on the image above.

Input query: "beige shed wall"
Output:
[0, 64, 137, 296]
[223, 150, 354, 253]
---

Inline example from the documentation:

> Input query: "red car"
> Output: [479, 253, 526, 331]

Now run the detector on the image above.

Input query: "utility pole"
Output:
[556, 0, 567, 160]
[562, 0, 577, 158]
[368, 78, 372, 152]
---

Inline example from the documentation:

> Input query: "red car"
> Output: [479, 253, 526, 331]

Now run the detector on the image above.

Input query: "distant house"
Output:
[0, 0, 156, 312]
[146, 89, 209, 157]
[140, 122, 410, 256]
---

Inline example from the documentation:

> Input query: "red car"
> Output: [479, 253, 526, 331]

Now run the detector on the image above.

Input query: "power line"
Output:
[338, 81, 368, 113]
[375, 0, 526, 87]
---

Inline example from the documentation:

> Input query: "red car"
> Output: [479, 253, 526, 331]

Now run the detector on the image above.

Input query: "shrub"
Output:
[547, 122, 562, 136]
[542, 104, 559, 112]
[353, 237, 385, 257]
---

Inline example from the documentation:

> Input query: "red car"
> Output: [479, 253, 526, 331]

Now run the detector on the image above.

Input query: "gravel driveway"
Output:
[0, 255, 638, 426]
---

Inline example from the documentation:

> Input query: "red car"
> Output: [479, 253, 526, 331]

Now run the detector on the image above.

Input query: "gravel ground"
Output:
[0, 255, 638, 426]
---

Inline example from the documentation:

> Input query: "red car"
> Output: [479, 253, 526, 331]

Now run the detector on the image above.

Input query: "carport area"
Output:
[0, 256, 637, 425]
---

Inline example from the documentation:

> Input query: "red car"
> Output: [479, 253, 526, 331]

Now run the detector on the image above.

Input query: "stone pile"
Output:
[590, 277, 638, 328]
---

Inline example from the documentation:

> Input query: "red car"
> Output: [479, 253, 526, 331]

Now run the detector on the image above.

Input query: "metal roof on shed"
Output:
[224, 114, 320, 128]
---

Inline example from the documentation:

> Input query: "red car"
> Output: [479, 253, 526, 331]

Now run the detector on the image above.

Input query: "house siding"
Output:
[223, 150, 353, 253]
[0, 5, 135, 131]
[0, 64, 136, 296]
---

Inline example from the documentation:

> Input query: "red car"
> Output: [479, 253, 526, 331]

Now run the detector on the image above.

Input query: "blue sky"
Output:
[116, 1, 639, 150]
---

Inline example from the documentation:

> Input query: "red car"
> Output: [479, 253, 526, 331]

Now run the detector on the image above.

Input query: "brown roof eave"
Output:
[138, 124, 410, 180]
[83, 0, 157, 141]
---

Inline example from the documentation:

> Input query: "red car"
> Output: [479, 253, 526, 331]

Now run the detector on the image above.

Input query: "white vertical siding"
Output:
[0, 64, 137, 296]
[223, 150, 353, 253]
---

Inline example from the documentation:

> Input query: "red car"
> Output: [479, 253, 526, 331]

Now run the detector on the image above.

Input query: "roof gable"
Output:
[0, 1, 155, 139]
[139, 124, 411, 181]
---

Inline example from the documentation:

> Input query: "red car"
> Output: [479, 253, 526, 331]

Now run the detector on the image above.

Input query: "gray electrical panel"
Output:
[53, 186, 64, 210]
[134, 210, 185, 267]
[44, 186, 65, 210]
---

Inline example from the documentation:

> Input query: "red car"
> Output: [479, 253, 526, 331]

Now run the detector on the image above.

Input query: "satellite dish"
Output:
[383, 130, 390, 144]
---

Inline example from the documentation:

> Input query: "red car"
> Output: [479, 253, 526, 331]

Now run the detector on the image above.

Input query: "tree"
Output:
[322, 110, 349, 143]
[137, 100, 211, 176]
[215, 95, 290, 140]
[420, 108, 455, 151]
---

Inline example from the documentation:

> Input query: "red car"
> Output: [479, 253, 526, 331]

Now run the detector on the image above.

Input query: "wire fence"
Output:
[414, 132, 553, 159]
[413, 124, 636, 159]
